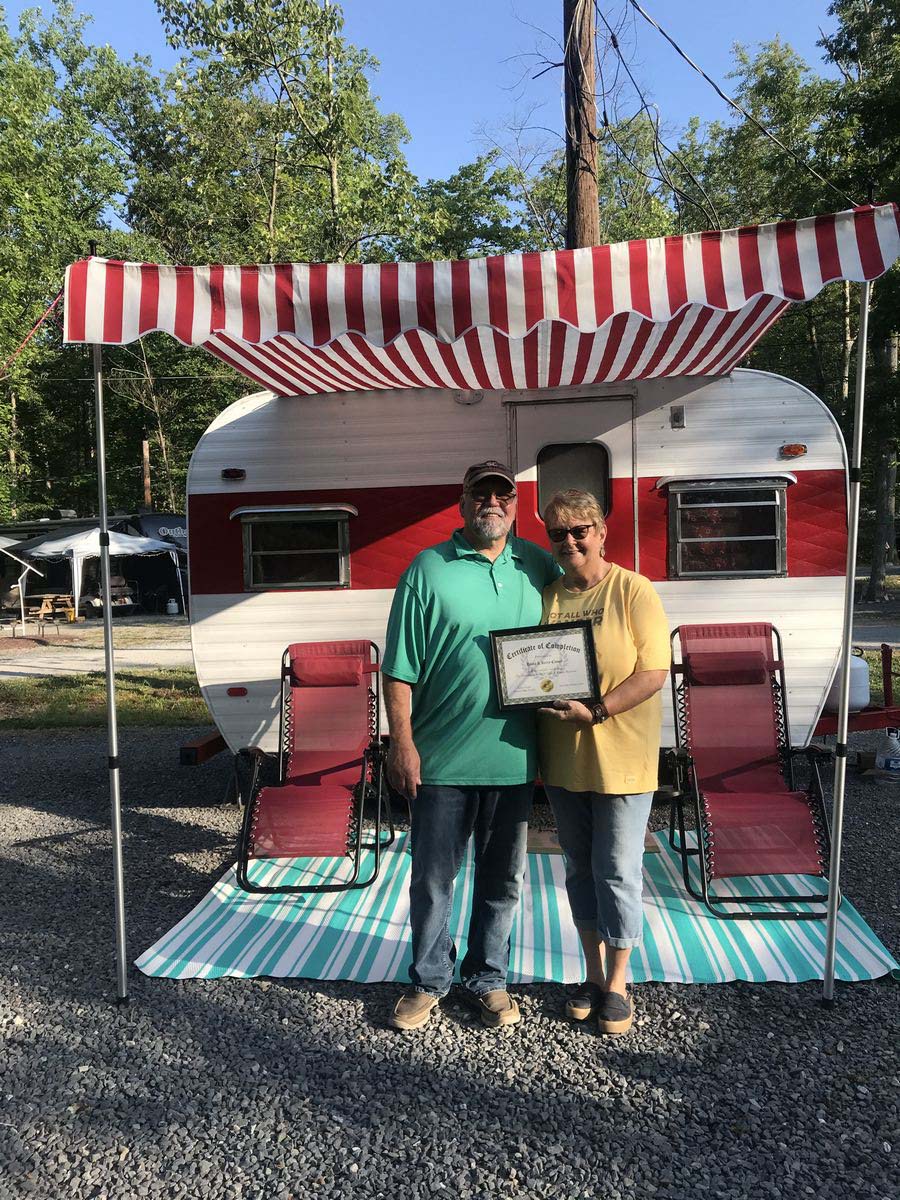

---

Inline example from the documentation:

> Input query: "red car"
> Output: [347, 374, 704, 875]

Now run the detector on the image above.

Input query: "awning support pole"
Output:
[822, 279, 871, 1004]
[92, 341, 129, 1004]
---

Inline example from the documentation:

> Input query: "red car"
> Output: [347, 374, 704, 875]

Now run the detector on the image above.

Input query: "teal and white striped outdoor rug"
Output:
[136, 833, 898, 985]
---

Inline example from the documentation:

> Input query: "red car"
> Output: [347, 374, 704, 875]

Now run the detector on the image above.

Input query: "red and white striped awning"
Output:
[64, 204, 899, 397]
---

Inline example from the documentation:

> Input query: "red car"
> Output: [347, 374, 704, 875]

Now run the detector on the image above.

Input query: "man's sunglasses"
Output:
[467, 488, 517, 504]
[547, 523, 595, 542]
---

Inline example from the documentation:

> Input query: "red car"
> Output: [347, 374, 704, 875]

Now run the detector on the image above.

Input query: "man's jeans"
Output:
[408, 784, 533, 997]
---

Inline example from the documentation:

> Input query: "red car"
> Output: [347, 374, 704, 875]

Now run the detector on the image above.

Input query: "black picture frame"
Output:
[489, 619, 600, 712]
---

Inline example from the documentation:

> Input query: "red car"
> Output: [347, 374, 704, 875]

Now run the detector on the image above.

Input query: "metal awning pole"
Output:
[92, 340, 129, 1003]
[822, 279, 871, 1004]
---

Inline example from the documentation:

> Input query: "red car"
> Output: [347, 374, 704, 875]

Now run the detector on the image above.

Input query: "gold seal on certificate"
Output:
[489, 620, 600, 712]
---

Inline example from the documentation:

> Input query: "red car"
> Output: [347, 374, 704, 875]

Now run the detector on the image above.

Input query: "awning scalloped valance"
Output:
[64, 203, 900, 397]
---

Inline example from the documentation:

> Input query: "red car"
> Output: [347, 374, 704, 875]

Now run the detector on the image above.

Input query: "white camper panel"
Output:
[188, 369, 847, 755]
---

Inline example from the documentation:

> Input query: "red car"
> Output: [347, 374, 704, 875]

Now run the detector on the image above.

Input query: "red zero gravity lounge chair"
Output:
[236, 640, 394, 894]
[668, 623, 836, 920]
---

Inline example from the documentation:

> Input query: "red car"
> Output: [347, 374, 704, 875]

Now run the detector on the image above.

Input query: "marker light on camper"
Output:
[221, 467, 246, 480]
[779, 443, 808, 458]
[227, 687, 248, 697]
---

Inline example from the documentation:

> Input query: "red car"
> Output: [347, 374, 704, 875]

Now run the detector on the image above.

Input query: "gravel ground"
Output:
[1, 726, 898, 1200]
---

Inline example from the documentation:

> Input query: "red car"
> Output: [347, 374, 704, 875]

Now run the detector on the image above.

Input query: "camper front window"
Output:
[237, 508, 352, 590]
[667, 479, 788, 579]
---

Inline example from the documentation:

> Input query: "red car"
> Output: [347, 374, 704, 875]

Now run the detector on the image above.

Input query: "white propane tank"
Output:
[824, 650, 870, 713]
[165, 598, 179, 615]
[875, 728, 900, 773]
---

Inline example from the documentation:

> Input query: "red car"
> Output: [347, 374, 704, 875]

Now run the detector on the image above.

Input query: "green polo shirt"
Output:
[383, 530, 560, 786]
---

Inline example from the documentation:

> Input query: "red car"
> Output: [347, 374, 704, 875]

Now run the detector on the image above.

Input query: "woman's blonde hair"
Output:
[543, 488, 606, 530]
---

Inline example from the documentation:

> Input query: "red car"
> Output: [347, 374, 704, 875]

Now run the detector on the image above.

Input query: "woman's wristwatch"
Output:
[589, 698, 610, 725]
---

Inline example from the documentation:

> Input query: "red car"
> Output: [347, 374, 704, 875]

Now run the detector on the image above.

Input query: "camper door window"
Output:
[536, 443, 610, 517]
[667, 480, 788, 579]
[239, 510, 351, 589]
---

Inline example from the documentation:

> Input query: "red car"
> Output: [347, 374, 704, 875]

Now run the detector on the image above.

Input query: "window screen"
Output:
[667, 479, 788, 579]
[239, 509, 352, 590]
[536, 443, 610, 516]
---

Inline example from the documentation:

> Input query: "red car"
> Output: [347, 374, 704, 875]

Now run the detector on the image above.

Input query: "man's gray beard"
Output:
[470, 513, 510, 544]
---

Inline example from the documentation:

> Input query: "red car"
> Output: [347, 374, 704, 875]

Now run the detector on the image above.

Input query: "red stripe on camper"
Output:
[592, 312, 630, 380]
[462, 330, 494, 390]
[569, 330, 596, 386]
[522, 327, 540, 387]
[102, 261, 124, 342]
[612, 317, 654, 381]
[637, 306, 691, 378]
[343, 264, 365, 334]
[491, 329, 515, 388]
[138, 264, 160, 335]
[65, 260, 89, 342]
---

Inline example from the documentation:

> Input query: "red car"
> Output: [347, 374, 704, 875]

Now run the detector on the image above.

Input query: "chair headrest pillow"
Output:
[685, 650, 769, 687]
[290, 657, 364, 687]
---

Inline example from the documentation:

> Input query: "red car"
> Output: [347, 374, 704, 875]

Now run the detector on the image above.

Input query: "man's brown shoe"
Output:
[389, 989, 439, 1030]
[464, 989, 521, 1028]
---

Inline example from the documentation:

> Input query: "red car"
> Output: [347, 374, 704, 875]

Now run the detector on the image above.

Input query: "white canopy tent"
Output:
[14, 527, 185, 616]
[61, 202, 900, 1003]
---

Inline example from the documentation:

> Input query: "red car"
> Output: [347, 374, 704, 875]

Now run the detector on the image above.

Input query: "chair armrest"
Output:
[666, 747, 693, 767]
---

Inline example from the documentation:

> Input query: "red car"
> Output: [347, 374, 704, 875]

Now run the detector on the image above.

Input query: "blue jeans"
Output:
[545, 786, 653, 949]
[408, 784, 532, 997]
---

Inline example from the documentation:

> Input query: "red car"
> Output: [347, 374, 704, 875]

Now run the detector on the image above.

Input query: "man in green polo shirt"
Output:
[383, 460, 559, 1031]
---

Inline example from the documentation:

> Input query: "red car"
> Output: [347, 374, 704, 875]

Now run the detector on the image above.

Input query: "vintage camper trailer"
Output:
[186, 367, 847, 755]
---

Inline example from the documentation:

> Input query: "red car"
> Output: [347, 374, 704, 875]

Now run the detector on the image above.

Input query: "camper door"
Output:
[511, 398, 635, 568]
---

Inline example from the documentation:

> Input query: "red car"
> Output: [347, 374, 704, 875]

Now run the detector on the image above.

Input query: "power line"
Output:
[626, 0, 861, 209]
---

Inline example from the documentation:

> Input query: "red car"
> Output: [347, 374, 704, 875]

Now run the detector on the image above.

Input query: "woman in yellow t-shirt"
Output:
[538, 488, 670, 1035]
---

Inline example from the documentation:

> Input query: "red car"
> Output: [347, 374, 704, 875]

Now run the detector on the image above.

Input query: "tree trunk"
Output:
[563, 0, 600, 249]
[8, 390, 17, 519]
[866, 441, 897, 599]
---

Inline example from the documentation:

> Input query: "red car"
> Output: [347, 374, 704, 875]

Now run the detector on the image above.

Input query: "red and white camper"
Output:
[186, 368, 848, 755]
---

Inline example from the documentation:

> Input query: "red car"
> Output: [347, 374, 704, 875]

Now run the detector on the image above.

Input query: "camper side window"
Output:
[667, 479, 788, 579]
[239, 510, 352, 590]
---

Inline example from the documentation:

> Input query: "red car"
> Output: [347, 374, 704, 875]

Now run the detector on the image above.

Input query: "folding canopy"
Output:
[13, 526, 185, 616]
[62, 202, 900, 1003]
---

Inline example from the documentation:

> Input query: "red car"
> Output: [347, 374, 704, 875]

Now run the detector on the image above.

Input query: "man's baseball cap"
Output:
[462, 460, 516, 492]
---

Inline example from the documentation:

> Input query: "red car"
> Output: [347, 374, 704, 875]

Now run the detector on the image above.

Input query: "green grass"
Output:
[0, 669, 208, 728]
[861, 650, 900, 708]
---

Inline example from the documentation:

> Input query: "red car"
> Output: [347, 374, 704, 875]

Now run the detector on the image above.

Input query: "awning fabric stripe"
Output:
[63, 204, 900, 396]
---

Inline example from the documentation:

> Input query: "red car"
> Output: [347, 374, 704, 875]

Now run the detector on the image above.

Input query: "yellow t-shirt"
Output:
[539, 563, 671, 795]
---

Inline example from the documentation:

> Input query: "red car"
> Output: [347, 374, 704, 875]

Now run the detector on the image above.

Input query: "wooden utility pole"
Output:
[564, 0, 600, 249]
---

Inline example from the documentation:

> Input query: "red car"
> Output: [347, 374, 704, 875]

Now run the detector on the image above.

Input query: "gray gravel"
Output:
[1, 726, 898, 1200]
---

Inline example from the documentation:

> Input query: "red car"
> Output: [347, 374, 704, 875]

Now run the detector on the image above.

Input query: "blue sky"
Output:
[5, 0, 840, 180]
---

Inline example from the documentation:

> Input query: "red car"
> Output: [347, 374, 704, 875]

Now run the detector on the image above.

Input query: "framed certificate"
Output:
[489, 620, 599, 712]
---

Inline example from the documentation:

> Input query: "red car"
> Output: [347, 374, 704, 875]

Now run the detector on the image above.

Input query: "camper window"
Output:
[537, 443, 610, 516]
[667, 479, 788, 579]
[236, 507, 353, 590]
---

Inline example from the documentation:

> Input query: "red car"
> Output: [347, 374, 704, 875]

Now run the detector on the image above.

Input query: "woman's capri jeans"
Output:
[545, 786, 654, 948]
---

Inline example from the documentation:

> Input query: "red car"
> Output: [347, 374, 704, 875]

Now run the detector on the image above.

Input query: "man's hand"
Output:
[538, 698, 594, 724]
[387, 738, 422, 800]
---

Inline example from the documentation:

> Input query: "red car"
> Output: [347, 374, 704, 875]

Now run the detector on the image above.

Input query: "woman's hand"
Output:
[538, 698, 594, 724]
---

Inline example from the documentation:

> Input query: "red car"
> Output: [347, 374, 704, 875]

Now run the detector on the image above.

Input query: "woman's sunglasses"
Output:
[547, 523, 595, 543]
